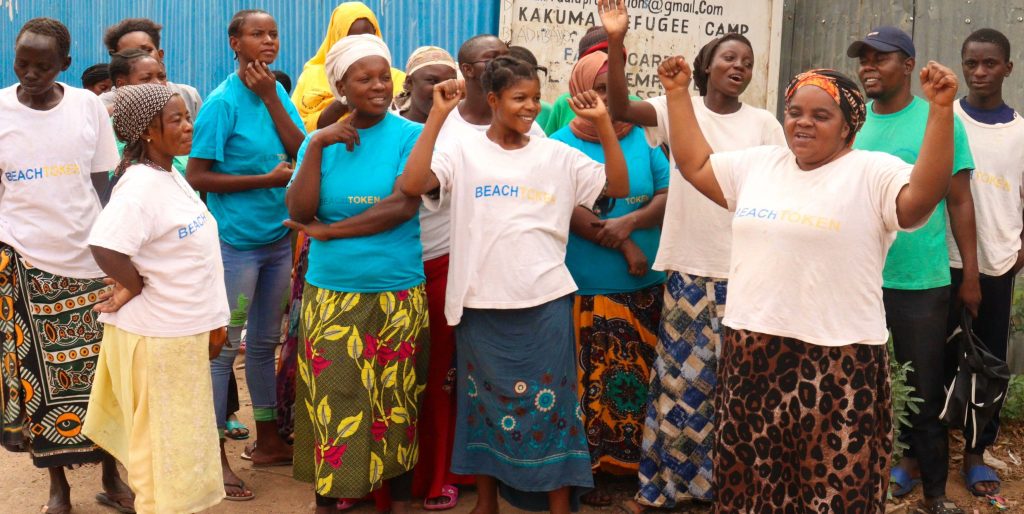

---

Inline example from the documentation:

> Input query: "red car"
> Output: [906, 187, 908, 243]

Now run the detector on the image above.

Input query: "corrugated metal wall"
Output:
[778, 0, 1024, 115]
[0, 0, 499, 97]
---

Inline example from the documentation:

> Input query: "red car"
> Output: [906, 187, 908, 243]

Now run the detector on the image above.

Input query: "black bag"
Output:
[940, 310, 1011, 446]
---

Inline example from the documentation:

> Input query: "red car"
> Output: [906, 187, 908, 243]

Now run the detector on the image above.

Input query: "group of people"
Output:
[1, 0, 1022, 513]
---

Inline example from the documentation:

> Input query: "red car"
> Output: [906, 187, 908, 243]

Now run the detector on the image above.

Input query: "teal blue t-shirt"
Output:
[296, 113, 425, 293]
[190, 73, 305, 250]
[551, 126, 670, 295]
[852, 96, 975, 290]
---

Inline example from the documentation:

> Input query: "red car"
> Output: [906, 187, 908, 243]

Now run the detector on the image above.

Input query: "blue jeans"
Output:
[211, 236, 292, 429]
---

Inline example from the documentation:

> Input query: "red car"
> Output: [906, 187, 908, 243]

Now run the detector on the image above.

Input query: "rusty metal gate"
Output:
[778, 0, 1024, 115]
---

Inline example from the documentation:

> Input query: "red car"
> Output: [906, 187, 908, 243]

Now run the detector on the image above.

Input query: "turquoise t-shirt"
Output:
[190, 73, 305, 250]
[296, 113, 425, 293]
[551, 126, 670, 295]
[852, 96, 975, 290]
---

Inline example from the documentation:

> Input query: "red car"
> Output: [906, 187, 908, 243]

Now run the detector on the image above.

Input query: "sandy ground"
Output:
[1, 356, 1022, 513]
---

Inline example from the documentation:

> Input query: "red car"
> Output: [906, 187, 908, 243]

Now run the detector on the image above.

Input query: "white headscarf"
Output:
[324, 33, 392, 102]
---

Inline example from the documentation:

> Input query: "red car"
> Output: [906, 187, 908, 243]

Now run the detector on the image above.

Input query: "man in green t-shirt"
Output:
[849, 27, 978, 514]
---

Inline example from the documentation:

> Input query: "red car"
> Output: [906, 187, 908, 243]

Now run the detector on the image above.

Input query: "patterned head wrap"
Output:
[395, 46, 457, 112]
[785, 69, 866, 144]
[324, 34, 392, 102]
[112, 84, 176, 175]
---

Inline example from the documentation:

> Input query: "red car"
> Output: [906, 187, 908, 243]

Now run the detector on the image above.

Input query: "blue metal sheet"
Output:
[0, 0, 499, 97]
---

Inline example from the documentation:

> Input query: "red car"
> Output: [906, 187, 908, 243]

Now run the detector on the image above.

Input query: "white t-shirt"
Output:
[427, 130, 606, 325]
[89, 164, 229, 337]
[0, 83, 120, 278]
[645, 95, 785, 278]
[711, 146, 916, 347]
[947, 102, 1024, 276]
[419, 106, 546, 261]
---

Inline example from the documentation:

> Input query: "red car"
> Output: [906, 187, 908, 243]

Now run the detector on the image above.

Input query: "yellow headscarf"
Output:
[290, 2, 407, 131]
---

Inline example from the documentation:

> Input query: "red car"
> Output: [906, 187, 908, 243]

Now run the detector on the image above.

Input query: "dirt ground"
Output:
[2, 358, 1023, 513]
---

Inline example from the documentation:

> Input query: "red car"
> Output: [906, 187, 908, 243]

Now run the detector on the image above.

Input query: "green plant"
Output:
[1003, 375, 1024, 421]
[889, 340, 923, 461]
[229, 293, 250, 328]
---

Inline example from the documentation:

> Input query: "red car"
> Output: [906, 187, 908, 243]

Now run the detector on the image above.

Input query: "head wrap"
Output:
[405, 46, 456, 77]
[112, 84, 176, 174]
[394, 46, 457, 112]
[81, 64, 110, 88]
[309, 2, 381, 68]
[785, 69, 866, 145]
[568, 52, 633, 143]
[692, 34, 753, 96]
[324, 34, 393, 102]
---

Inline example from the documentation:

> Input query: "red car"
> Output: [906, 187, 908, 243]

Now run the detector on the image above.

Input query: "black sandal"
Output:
[916, 499, 964, 514]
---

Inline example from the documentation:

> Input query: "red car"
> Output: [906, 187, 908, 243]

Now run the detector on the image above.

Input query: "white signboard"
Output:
[499, 0, 784, 111]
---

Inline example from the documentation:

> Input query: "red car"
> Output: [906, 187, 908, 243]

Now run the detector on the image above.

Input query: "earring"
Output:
[339, 96, 348, 105]
[145, 138, 152, 143]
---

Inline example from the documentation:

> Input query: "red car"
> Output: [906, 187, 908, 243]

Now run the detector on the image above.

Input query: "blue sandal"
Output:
[963, 464, 1000, 497]
[889, 467, 921, 498]
[223, 419, 249, 440]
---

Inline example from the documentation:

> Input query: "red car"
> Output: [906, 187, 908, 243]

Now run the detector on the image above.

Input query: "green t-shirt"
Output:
[852, 96, 975, 290]
[541, 92, 643, 136]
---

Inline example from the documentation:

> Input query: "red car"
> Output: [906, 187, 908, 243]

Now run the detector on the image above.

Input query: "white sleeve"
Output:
[709, 147, 762, 212]
[90, 97, 121, 174]
[424, 144, 456, 212]
[643, 95, 670, 148]
[567, 147, 607, 208]
[88, 194, 151, 256]
[762, 113, 787, 146]
[866, 152, 916, 232]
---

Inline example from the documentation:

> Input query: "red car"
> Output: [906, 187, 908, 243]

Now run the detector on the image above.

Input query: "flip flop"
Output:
[337, 498, 360, 511]
[962, 464, 1001, 497]
[580, 487, 613, 507]
[224, 480, 255, 502]
[95, 491, 136, 513]
[914, 499, 964, 514]
[890, 466, 921, 498]
[223, 419, 250, 440]
[240, 441, 255, 461]
[423, 485, 459, 511]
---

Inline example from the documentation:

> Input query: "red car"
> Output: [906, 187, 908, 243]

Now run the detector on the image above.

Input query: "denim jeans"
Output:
[885, 286, 951, 500]
[211, 236, 292, 429]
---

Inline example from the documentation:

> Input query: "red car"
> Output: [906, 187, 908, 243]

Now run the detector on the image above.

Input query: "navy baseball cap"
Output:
[846, 26, 915, 58]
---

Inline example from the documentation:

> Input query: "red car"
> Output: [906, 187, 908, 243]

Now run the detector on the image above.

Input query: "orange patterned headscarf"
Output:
[785, 69, 866, 142]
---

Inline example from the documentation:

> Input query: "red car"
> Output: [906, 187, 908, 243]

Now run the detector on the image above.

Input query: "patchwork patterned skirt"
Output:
[276, 235, 310, 439]
[452, 296, 594, 511]
[636, 272, 726, 505]
[573, 285, 661, 474]
[715, 328, 892, 512]
[293, 283, 430, 499]
[0, 244, 109, 467]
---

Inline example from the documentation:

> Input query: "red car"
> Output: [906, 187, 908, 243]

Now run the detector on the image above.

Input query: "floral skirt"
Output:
[452, 296, 593, 512]
[714, 328, 892, 513]
[0, 244, 110, 467]
[573, 285, 661, 473]
[293, 284, 429, 499]
[636, 272, 726, 505]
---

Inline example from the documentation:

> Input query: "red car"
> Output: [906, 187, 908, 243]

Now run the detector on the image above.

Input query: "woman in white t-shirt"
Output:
[596, 1, 786, 507]
[84, 84, 230, 513]
[400, 57, 629, 514]
[657, 52, 959, 509]
[0, 17, 135, 514]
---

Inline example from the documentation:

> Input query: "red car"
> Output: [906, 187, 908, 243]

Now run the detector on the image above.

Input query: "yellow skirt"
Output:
[83, 325, 223, 514]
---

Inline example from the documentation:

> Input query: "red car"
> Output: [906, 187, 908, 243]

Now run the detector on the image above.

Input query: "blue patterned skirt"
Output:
[635, 272, 727, 505]
[452, 295, 593, 511]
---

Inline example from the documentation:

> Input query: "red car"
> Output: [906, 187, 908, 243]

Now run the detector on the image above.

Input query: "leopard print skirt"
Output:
[714, 328, 892, 513]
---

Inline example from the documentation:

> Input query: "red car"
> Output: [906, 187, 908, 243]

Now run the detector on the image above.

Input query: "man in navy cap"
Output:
[849, 26, 977, 514]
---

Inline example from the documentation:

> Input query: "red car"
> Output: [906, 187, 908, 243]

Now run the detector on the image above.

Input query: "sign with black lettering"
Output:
[499, 0, 783, 110]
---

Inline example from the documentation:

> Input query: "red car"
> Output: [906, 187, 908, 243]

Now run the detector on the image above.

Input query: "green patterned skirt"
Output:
[0, 244, 110, 467]
[293, 283, 429, 498]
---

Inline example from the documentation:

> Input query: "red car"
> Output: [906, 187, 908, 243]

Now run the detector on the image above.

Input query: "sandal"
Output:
[580, 487, 613, 507]
[915, 499, 963, 514]
[890, 466, 921, 498]
[962, 464, 1001, 497]
[240, 441, 255, 461]
[224, 480, 255, 502]
[423, 485, 459, 511]
[95, 491, 136, 513]
[241, 441, 292, 467]
[223, 419, 250, 440]
[337, 498, 360, 511]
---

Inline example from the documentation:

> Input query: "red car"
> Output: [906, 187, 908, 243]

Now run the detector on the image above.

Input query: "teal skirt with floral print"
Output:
[451, 296, 593, 511]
